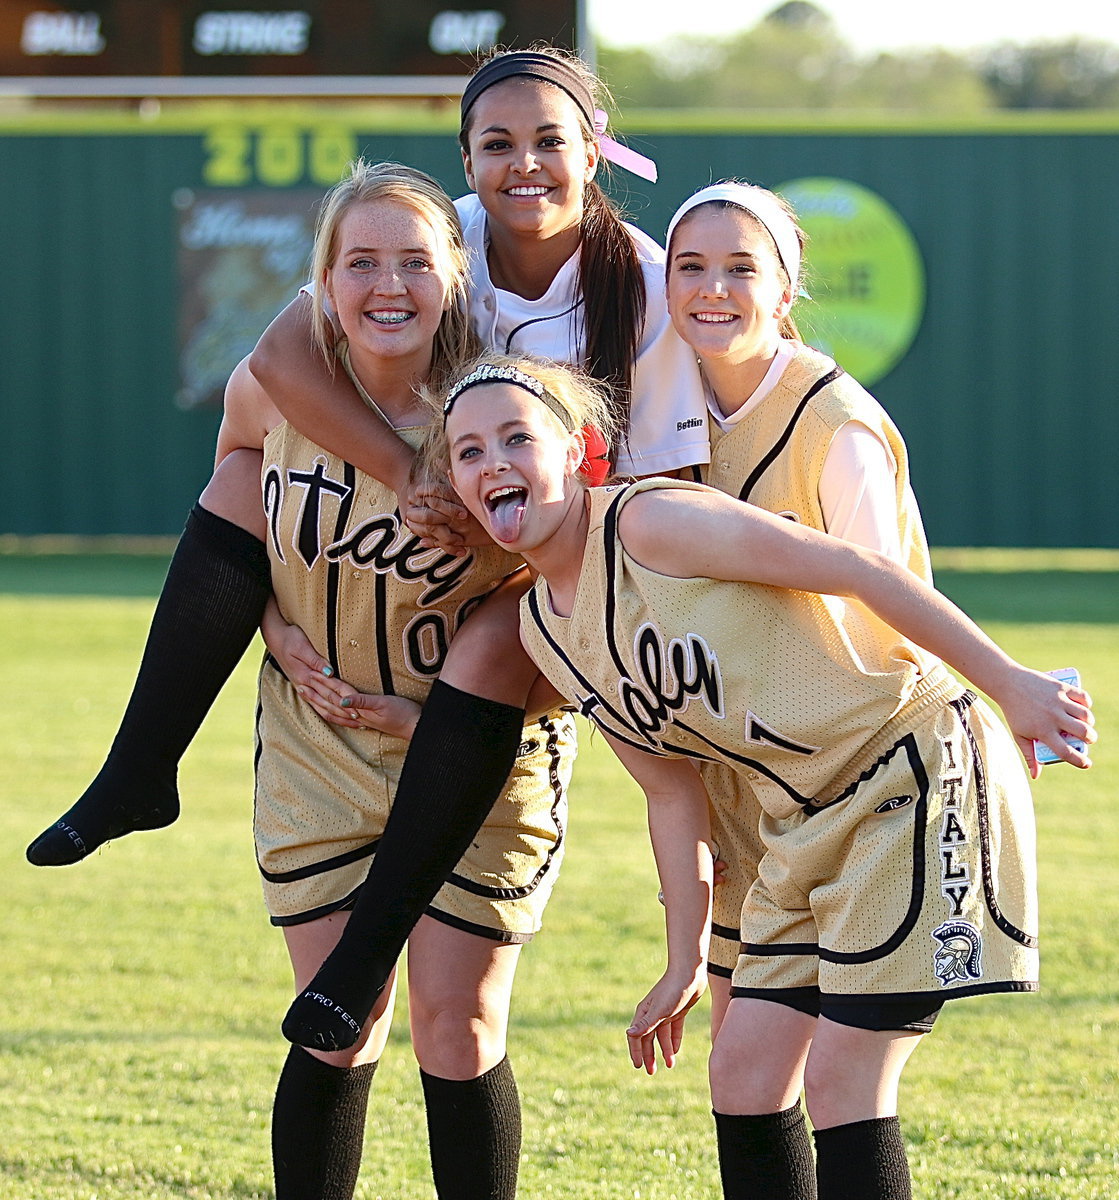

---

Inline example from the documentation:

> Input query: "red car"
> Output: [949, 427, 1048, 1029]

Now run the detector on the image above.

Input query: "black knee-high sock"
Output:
[272, 1045, 377, 1200]
[27, 505, 271, 867]
[713, 1104, 817, 1200]
[420, 1057, 521, 1200]
[813, 1116, 911, 1200]
[281, 681, 524, 1052]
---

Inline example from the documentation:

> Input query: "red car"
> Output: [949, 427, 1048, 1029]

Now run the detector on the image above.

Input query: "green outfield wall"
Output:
[2, 108, 1116, 546]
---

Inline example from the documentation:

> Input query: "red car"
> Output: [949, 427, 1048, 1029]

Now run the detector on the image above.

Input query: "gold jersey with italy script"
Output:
[262, 419, 519, 700]
[256, 407, 576, 932]
[521, 479, 954, 822]
[701, 342, 931, 584]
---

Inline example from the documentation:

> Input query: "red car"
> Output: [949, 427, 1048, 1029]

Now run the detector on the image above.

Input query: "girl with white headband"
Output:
[436, 353, 1093, 1200]
[664, 182, 935, 1068]
[664, 179, 927, 576]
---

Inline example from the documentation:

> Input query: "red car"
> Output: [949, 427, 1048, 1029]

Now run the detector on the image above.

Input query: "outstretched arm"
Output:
[604, 733, 713, 1076]
[619, 488, 1095, 774]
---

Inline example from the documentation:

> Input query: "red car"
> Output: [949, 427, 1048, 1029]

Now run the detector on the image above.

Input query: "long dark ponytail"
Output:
[578, 178, 645, 452]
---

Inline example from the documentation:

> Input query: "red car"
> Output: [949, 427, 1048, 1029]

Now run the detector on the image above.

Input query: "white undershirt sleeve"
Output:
[818, 421, 903, 560]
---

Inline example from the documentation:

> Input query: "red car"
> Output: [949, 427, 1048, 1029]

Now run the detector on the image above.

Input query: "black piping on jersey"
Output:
[260, 836, 380, 884]
[601, 487, 634, 680]
[525, 488, 816, 791]
[522, 585, 709, 763]
[736, 366, 844, 503]
[601, 490, 731, 758]
[742, 731, 931, 965]
[323, 460, 358, 676]
[671, 715, 820, 805]
[732, 979, 1038, 1003]
[599, 486, 817, 803]
[525, 585, 715, 763]
[501, 298, 584, 354]
[270, 882, 365, 927]
[421, 904, 535, 944]
[444, 711, 568, 900]
[525, 487, 811, 787]
[952, 693, 1038, 948]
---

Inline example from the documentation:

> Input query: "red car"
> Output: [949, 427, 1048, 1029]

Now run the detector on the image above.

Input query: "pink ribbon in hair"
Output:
[594, 109, 658, 183]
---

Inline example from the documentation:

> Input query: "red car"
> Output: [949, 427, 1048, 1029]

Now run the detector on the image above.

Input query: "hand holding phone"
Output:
[1034, 668, 1087, 766]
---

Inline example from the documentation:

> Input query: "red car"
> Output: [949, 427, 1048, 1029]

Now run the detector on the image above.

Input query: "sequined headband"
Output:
[442, 363, 576, 431]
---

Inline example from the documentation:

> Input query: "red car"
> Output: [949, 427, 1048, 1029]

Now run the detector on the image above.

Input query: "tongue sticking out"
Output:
[489, 492, 526, 544]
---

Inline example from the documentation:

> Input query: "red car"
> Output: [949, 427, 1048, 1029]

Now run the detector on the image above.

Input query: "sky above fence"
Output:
[591, 0, 1115, 55]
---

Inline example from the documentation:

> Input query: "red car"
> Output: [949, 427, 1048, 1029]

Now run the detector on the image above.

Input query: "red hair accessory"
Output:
[578, 424, 612, 486]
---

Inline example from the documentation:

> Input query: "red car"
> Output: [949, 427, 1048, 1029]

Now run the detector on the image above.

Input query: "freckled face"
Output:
[666, 205, 793, 368]
[323, 198, 450, 377]
[462, 78, 600, 243]
[446, 382, 582, 549]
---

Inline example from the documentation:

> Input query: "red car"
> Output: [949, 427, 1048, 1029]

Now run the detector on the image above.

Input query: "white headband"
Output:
[665, 182, 801, 295]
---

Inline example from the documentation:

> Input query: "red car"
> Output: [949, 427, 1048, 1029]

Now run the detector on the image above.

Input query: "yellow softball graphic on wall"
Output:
[777, 177, 925, 386]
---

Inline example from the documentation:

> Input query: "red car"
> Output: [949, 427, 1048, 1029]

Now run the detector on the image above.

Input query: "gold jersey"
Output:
[521, 479, 954, 821]
[702, 343, 931, 583]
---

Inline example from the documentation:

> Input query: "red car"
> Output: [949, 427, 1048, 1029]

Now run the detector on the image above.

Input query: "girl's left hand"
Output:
[626, 968, 707, 1075]
[268, 618, 420, 736]
[334, 692, 422, 741]
[264, 617, 364, 726]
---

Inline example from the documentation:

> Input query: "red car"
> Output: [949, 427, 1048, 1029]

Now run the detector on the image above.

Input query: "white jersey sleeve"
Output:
[818, 420, 903, 560]
[615, 224, 709, 477]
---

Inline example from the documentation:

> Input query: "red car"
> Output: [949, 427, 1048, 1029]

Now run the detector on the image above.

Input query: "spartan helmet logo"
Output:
[931, 921, 983, 987]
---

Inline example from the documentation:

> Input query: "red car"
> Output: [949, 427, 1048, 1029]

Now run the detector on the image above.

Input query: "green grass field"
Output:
[1, 549, 1116, 1199]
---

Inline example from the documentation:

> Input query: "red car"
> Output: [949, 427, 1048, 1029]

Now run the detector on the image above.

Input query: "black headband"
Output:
[460, 51, 595, 130]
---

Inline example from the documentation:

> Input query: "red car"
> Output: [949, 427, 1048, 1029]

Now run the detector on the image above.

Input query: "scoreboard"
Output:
[0, 0, 584, 93]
